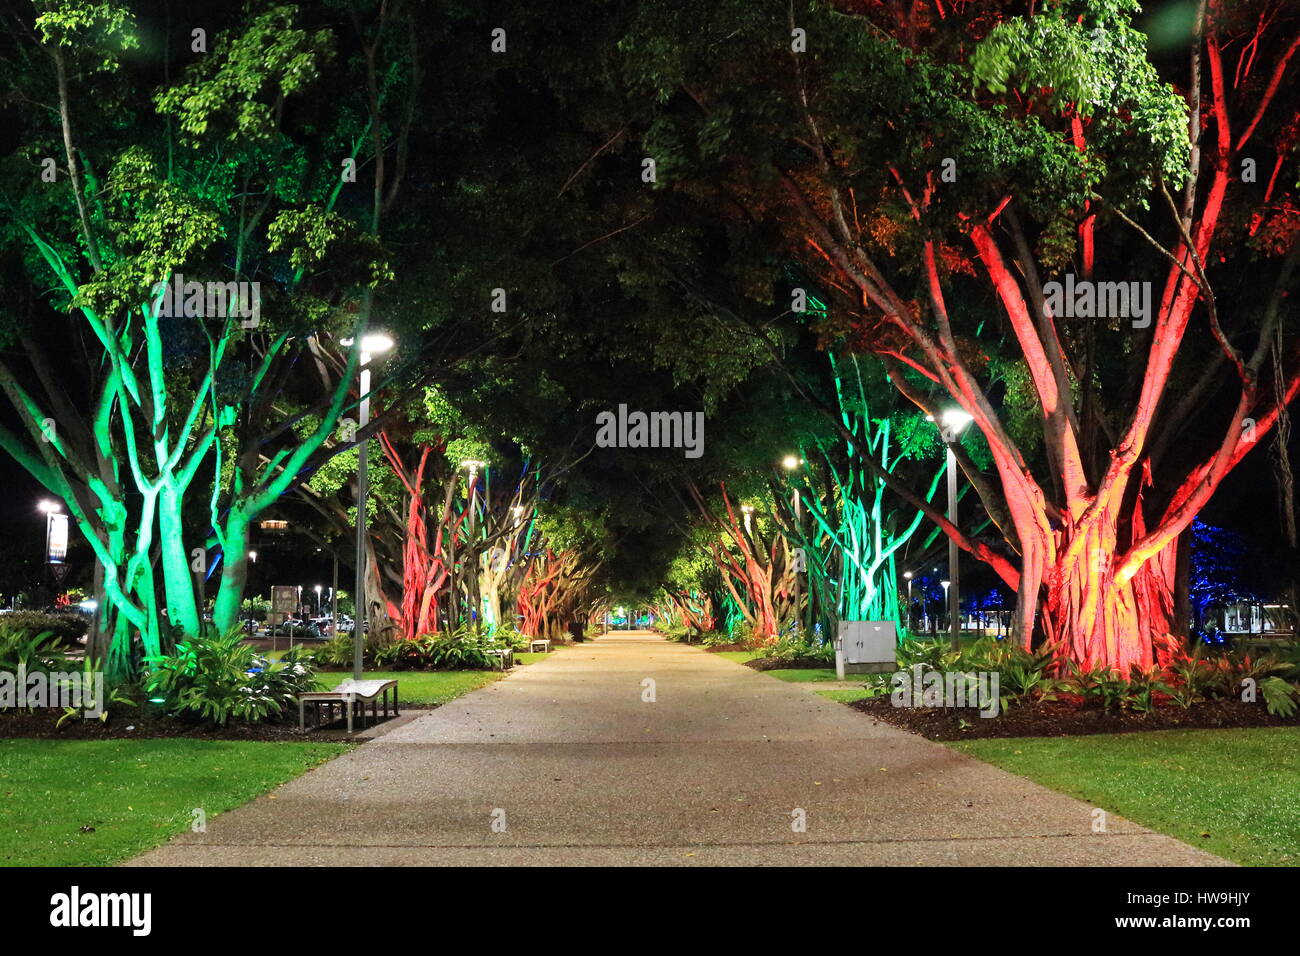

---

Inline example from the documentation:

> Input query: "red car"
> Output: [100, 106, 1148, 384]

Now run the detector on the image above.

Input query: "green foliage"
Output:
[491, 623, 529, 652]
[1067, 661, 1132, 714]
[660, 623, 691, 642]
[0, 629, 70, 681]
[369, 626, 508, 671]
[705, 626, 751, 649]
[964, 638, 1059, 704]
[143, 629, 320, 725]
[1124, 666, 1173, 714]
[0, 612, 88, 646]
[1260, 677, 1299, 718]
[758, 633, 834, 665]
[1166, 654, 1218, 709]
[154, 4, 334, 143]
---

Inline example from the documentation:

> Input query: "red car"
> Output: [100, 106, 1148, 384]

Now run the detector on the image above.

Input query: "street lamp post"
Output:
[341, 332, 394, 680]
[38, 500, 62, 606]
[903, 571, 913, 634]
[461, 460, 486, 632]
[935, 409, 973, 650]
[782, 455, 803, 636]
[314, 584, 322, 615]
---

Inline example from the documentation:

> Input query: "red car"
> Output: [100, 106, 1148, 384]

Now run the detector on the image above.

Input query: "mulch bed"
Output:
[745, 657, 830, 671]
[852, 693, 1300, 740]
[0, 705, 434, 742]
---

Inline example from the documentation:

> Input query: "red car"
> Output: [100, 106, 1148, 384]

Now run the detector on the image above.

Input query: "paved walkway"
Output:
[130, 631, 1229, 866]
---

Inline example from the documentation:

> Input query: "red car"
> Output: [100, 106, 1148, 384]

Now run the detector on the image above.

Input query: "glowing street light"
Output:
[248, 550, 258, 563]
[314, 584, 323, 614]
[339, 333, 395, 354]
[781, 455, 806, 634]
[38, 500, 61, 514]
[933, 408, 973, 649]
[903, 571, 914, 632]
[344, 328, 395, 679]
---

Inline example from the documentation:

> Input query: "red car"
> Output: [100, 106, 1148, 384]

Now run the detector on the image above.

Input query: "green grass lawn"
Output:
[816, 688, 876, 703]
[712, 650, 761, 663]
[952, 727, 1300, 866]
[311, 669, 500, 705]
[764, 667, 840, 682]
[0, 738, 350, 866]
[311, 650, 555, 706]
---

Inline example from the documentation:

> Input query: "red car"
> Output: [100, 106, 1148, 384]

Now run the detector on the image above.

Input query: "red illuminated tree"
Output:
[620, 0, 1300, 670]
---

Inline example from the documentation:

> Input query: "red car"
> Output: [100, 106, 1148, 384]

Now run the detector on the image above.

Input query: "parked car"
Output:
[268, 619, 323, 640]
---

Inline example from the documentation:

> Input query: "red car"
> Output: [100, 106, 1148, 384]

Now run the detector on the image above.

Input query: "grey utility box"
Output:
[835, 621, 897, 677]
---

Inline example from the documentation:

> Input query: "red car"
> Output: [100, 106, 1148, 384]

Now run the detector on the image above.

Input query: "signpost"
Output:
[270, 585, 298, 650]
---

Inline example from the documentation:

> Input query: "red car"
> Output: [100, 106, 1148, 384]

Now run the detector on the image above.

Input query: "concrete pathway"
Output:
[130, 631, 1229, 866]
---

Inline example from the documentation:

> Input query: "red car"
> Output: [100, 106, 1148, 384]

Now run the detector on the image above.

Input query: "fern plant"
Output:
[1260, 677, 1299, 718]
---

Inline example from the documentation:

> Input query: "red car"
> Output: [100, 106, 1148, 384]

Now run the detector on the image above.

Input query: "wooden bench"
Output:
[529, 639, 550, 653]
[298, 679, 399, 733]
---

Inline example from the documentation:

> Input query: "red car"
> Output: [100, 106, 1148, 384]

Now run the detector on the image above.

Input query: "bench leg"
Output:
[347, 698, 354, 734]
[299, 698, 305, 732]
[394, 685, 399, 716]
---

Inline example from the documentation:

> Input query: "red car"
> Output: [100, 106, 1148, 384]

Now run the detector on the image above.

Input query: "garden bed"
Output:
[0, 704, 434, 741]
[853, 693, 1300, 740]
[745, 656, 830, 671]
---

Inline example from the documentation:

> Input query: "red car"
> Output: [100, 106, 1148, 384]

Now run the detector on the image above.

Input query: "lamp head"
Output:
[340, 333, 394, 354]
[939, 408, 974, 438]
[38, 500, 61, 514]
[781, 455, 801, 470]
[903, 571, 913, 580]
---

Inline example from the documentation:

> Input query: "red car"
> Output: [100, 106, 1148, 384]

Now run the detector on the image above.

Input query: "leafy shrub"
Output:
[492, 623, 530, 652]
[1124, 666, 1173, 714]
[313, 633, 353, 668]
[144, 629, 320, 725]
[1260, 676, 1299, 718]
[313, 632, 389, 668]
[1066, 662, 1131, 714]
[0, 628, 70, 675]
[1269, 641, 1300, 682]
[964, 637, 1058, 704]
[0, 611, 88, 646]
[896, 636, 960, 672]
[758, 633, 834, 664]
[1201, 653, 1288, 699]
[701, 630, 740, 648]
[726, 622, 759, 648]
[368, 625, 506, 671]
[660, 624, 690, 642]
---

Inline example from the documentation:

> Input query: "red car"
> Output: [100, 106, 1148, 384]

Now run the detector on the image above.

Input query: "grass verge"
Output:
[951, 727, 1300, 866]
[0, 739, 350, 866]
